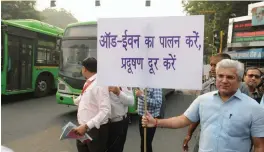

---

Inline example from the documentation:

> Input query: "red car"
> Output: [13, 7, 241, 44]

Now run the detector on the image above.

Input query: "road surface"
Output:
[2, 91, 198, 152]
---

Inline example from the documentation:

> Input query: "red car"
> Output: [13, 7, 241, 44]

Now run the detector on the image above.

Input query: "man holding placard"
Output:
[136, 88, 162, 152]
[142, 59, 264, 152]
[182, 53, 250, 152]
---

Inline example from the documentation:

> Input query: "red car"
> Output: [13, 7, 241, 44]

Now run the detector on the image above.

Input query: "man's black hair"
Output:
[244, 67, 262, 76]
[214, 53, 231, 60]
[82, 57, 97, 73]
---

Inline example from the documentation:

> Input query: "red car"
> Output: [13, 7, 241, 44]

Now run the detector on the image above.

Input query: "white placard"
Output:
[97, 16, 204, 90]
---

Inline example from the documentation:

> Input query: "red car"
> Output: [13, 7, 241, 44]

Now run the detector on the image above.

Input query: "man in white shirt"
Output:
[72, 57, 111, 152]
[107, 86, 134, 152]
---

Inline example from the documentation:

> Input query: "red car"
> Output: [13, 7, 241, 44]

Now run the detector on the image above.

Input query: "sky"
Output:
[35, 0, 186, 22]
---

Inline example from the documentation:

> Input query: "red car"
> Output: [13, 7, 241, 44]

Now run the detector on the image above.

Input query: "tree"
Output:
[40, 8, 78, 29]
[181, 0, 256, 60]
[1, 1, 43, 20]
[1, 1, 78, 29]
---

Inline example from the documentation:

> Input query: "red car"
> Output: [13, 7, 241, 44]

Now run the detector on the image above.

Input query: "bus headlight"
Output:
[58, 83, 66, 90]
[58, 79, 72, 94]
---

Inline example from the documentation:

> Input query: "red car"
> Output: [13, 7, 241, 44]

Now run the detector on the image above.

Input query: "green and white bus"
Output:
[1, 19, 63, 97]
[56, 21, 141, 114]
[56, 21, 174, 114]
[56, 21, 97, 104]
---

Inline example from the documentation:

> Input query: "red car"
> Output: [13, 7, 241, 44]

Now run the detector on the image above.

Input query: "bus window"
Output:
[36, 34, 58, 66]
[89, 49, 97, 59]
[36, 47, 47, 64]
[47, 47, 60, 65]
[64, 25, 97, 37]
[59, 39, 96, 78]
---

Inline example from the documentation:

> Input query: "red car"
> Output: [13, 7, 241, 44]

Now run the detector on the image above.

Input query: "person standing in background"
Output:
[135, 88, 162, 152]
[107, 86, 134, 152]
[72, 57, 111, 152]
[243, 67, 263, 103]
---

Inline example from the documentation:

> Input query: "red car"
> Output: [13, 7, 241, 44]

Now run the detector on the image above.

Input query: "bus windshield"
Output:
[60, 39, 97, 79]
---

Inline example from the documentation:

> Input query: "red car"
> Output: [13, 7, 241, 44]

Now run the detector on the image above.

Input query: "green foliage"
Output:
[40, 8, 78, 29]
[182, 0, 256, 59]
[1, 1, 43, 20]
[1, 1, 78, 29]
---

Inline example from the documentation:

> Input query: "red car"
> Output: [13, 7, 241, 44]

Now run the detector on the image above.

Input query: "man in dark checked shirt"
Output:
[135, 88, 163, 152]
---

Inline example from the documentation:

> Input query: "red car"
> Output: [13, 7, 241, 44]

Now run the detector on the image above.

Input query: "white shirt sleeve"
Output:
[86, 86, 111, 129]
[118, 88, 134, 106]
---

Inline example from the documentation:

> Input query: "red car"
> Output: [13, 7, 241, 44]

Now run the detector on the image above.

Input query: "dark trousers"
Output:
[76, 123, 109, 152]
[107, 117, 129, 152]
[139, 116, 157, 152]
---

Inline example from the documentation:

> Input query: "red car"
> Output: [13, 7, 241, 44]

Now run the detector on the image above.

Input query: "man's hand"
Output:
[135, 89, 143, 97]
[142, 111, 156, 128]
[72, 95, 80, 106]
[72, 124, 88, 136]
[108, 86, 121, 96]
[182, 135, 192, 152]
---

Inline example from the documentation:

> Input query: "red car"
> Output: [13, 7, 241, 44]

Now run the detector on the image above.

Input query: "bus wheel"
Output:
[34, 75, 51, 97]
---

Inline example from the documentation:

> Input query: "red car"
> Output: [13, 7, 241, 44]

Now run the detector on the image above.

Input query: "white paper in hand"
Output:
[60, 122, 93, 143]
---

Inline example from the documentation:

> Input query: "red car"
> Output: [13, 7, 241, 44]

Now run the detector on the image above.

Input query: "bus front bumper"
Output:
[56, 92, 76, 105]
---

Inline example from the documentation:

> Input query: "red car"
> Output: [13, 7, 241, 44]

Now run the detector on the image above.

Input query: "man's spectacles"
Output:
[247, 74, 261, 79]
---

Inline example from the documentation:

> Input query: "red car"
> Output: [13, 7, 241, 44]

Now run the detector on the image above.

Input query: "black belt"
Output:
[109, 114, 127, 123]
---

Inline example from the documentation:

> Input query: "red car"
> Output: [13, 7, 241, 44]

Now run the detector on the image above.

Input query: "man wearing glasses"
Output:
[244, 67, 263, 103]
[142, 59, 264, 152]
[182, 53, 250, 152]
